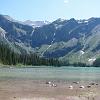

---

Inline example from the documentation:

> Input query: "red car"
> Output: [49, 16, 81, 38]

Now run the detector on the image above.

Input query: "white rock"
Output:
[48, 81, 52, 84]
[52, 84, 57, 87]
[69, 85, 73, 89]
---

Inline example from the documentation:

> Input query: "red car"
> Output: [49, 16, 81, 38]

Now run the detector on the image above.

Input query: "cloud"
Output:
[64, 0, 69, 4]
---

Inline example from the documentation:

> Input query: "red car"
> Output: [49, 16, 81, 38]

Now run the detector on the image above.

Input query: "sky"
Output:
[0, 0, 100, 22]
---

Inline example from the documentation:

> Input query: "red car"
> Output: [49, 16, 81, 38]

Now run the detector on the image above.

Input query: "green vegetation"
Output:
[0, 42, 99, 67]
[0, 43, 60, 67]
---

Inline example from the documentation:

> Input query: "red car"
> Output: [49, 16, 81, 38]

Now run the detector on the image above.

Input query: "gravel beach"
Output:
[0, 79, 100, 100]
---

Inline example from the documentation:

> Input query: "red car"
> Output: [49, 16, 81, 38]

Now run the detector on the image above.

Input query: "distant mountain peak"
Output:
[53, 18, 66, 24]
[23, 20, 50, 28]
[0, 14, 15, 22]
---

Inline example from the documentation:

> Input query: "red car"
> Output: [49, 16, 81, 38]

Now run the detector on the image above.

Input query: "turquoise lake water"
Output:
[0, 67, 100, 81]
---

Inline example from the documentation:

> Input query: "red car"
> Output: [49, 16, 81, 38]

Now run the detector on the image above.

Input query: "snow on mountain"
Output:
[23, 20, 50, 28]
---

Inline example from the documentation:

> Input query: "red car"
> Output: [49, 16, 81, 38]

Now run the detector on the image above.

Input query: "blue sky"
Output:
[0, 0, 100, 21]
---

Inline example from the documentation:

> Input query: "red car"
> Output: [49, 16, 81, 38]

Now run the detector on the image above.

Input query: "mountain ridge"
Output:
[0, 14, 100, 65]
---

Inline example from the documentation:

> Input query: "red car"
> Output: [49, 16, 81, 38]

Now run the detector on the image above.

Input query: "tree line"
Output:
[0, 43, 60, 66]
[0, 43, 99, 67]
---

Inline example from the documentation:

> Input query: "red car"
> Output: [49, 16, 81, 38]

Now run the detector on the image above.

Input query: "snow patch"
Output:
[41, 45, 52, 56]
[41, 32, 56, 56]
[84, 20, 88, 23]
[80, 50, 85, 55]
[77, 20, 88, 24]
[55, 24, 63, 29]
[88, 58, 96, 62]
[88, 58, 96, 64]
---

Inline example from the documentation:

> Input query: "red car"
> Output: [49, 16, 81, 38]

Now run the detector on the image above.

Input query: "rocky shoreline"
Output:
[0, 79, 99, 100]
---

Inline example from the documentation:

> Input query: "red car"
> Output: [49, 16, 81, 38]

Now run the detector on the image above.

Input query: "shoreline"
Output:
[0, 64, 99, 68]
[0, 66, 100, 99]
[0, 63, 99, 68]
[0, 79, 99, 100]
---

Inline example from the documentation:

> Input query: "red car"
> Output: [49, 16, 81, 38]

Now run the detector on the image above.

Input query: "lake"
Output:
[0, 66, 100, 82]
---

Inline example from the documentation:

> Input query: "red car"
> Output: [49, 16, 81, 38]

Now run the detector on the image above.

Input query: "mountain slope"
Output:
[0, 15, 100, 65]
[32, 18, 100, 64]
[0, 15, 33, 45]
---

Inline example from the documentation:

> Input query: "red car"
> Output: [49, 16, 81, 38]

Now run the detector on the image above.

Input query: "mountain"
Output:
[32, 18, 100, 64]
[23, 20, 50, 28]
[0, 27, 6, 38]
[0, 14, 100, 65]
[0, 15, 35, 54]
